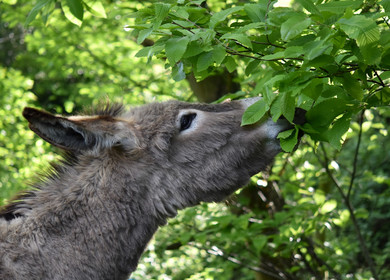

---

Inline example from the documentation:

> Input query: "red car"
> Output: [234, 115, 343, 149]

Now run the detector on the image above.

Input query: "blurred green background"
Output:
[1, 0, 390, 279]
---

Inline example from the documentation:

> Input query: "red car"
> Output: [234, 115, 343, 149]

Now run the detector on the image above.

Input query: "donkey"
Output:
[0, 97, 303, 279]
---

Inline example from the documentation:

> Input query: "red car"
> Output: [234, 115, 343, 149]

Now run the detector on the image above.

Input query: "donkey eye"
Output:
[180, 113, 197, 131]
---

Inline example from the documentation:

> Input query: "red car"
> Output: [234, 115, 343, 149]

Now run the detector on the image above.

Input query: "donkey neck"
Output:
[17, 152, 162, 278]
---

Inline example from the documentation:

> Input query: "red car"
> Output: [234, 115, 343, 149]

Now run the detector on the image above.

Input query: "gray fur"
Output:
[0, 98, 291, 279]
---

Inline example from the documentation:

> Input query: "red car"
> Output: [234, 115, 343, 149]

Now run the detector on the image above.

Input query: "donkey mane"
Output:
[0, 103, 124, 221]
[0, 152, 79, 221]
[84, 101, 125, 117]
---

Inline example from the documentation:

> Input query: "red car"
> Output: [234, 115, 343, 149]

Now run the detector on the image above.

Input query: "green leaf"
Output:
[61, 0, 83, 26]
[280, 14, 311, 41]
[183, 41, 204, 58]
[320, 200, 337, 214]
[237, 22, 266, 33]
[253, 236, 267, 252]
[25, 0, 53, 26]
[306, 99, 348, 128]
[191, 29, 216, 47]
[244, 3, 267, 22]
[135, 46, 154, 60]
[281, 91, 295, 123]
[66, 0, 84, 21]
[40, 1, 55, 25]
[333, 209, 350, 226]
[314, 190, 326, 205]
[209, 6, 244, 29]
[170, 6, 189, 19]
[83, 0, 106, 18]
[270, 93, 283, 122]
[326, 113, 351, 150]
[342, 73, 364, 101]
[360, 43, 382, 65]
[261, 51, 285, 61]
[212, 91, 247, 104]
[277, 128, 295, 139]
[220, 33, 252, 49]
[301, 78, 324, 100]
[137, 28, 153, 45]
[212, 45, 226, 65]
[284, 46, 304, 58]
[295, 0, 321, 15]
[304, 40, 333, 61]
[172, 61, 186, 81]
[197, 52, 213, 72]
[245, 59, 260, 76]
[154, 3, 171, 30]
[165, 37, 190, 66]
[382, 0, 390, 12]
[317, 0, 363, 14]
[2, 0, 17, 4]
[278, 127, 298, 152]
[338, 15, 380, 47]
[241, 98, 269, 126]
[224, 56, 237, 73]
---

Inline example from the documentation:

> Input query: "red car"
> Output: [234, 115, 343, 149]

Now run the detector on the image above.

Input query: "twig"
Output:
[347, 110, 364, 200]
[373, 69, 386, 87]
[303, 237, 341, 279]
[297, 248, 322, 279]
[204, 245, 291, 280]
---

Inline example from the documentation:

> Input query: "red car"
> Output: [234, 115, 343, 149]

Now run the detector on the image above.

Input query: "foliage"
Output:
[1, 0, 390, 279]
[127, 0, 389, 152]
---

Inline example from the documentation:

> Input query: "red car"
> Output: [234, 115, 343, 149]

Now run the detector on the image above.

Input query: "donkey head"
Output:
[23, 98, 301, 218]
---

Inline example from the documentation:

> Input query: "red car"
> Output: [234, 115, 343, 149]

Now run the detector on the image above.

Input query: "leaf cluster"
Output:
[128, 0, 390, 151]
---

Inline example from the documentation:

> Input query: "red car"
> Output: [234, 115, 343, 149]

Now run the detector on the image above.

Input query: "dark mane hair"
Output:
[0, 191, 35, 221]
[84, 102, 125, 117]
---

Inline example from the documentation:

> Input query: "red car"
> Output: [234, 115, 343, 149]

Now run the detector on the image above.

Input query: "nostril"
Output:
[293, 108, 306, 125]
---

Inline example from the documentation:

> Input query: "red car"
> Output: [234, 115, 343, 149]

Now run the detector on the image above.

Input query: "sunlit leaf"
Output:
[25, 0, 53, 26]
[241, 98, 269, 126]
[327, 113, 351, 150]
[320, 200, 337, 214]
[66, 0, 84, 21]
[61, 0, 83, 26]
[338, 15, 380, 47]
[83, 0, 107, 18]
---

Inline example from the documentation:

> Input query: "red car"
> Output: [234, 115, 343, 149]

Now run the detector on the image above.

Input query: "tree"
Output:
[1, 0, 390, 279]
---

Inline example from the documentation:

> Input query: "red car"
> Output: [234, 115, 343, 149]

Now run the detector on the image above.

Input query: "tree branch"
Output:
[318, 143, 379, 280]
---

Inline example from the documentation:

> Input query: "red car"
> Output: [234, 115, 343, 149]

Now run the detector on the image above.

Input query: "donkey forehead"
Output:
[123, 100, 242, 121]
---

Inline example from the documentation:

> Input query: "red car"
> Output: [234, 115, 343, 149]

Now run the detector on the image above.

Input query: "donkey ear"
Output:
[23, 107, 96, 152]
